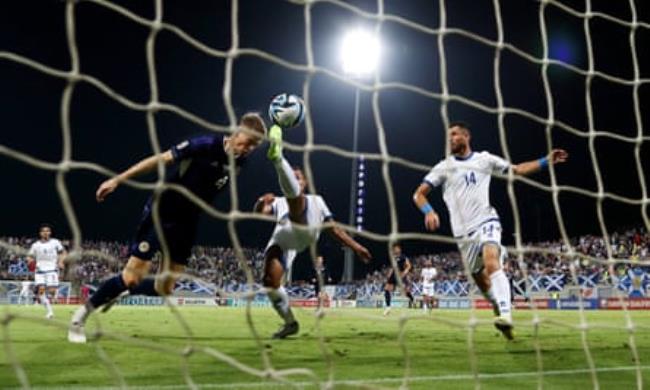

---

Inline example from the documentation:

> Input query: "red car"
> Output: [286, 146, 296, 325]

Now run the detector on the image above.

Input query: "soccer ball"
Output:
[268, 93, 305, 129]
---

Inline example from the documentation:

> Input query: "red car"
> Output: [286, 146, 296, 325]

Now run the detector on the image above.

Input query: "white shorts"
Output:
[422, 283, 435, 297]
[457, 219, 503, 274]
[35, 271, 59, 287]
[266, 223, 316, 271]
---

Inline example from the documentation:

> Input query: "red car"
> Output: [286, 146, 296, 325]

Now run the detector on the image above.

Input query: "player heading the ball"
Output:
[68, 113, 266, 343]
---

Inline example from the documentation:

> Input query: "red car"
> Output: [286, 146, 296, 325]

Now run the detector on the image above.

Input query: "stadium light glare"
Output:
[340, 28, 380, 281]
[341, 29, 380, 76]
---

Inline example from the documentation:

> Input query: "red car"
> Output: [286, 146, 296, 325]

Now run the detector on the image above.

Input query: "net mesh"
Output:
[1, 0, 649, 388]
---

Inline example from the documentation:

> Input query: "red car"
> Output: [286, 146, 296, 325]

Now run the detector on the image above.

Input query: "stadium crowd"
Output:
[1, 227, 648, 291]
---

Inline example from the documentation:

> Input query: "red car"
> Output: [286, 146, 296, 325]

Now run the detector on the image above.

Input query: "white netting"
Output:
[1, 0, 649, 388]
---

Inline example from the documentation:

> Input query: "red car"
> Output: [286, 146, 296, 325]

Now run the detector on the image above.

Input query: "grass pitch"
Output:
[1, 305, 649, 389]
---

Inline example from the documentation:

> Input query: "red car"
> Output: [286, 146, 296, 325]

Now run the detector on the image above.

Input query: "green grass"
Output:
[1, 305, 650, 389]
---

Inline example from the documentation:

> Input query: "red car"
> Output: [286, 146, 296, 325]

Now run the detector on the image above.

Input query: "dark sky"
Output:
[1, 0, 649, 280]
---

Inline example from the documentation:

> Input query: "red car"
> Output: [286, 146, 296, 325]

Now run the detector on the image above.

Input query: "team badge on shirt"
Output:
[138, 241, 151, 253]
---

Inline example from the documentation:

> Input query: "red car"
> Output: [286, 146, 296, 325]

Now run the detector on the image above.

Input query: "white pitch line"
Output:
[20, 365, 650, 390]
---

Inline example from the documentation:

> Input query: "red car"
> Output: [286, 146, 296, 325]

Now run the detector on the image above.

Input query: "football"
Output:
[268, 93, 305, 129]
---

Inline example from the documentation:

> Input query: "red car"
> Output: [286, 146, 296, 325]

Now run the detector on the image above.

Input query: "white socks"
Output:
[71, 302, 95, 325]
[41, 294, 53, 316]
[489, 270, 512, 322]
[274, 158, 300, 199]
[267, 287, 296, 324]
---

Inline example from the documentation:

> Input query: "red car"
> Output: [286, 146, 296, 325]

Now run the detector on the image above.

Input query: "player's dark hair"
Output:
[392, 242, 402, 249]
[448, 121, 471, 135]
[38, 223, 53, 232]
[239, 112, 267, 138]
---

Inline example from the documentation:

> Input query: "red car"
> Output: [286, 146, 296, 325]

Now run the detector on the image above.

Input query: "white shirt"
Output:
[269, 195, 333, 253]
[421, 267, 438, 285]
[28, 239, 64, 272]
[423, 151, 510, 237]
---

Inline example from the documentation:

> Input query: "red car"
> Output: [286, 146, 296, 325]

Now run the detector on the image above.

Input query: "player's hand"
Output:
[259, 192, 275, 205]
[424, 212, 440, 231]
[548, 149, 568, 165]
[255, 193, 276, 214]
[354, 245, 372, 263]
[96, 178, 119, 202]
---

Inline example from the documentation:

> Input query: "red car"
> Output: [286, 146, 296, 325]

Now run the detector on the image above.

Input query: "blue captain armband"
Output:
[420, 203, 434, 215]
[538, 157, 549, 170]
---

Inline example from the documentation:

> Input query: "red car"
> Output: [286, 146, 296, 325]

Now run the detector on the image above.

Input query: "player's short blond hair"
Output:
[238, 112, 267, 142]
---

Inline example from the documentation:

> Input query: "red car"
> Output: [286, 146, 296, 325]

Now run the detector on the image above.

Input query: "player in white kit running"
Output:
[27, 224, 67, 318]
[420, 259, 437, 313]
[255, 125, 372, 339]
[413, 122, 568, 339]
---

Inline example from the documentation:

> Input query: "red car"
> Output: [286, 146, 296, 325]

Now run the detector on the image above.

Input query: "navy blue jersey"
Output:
[151, 134, 245, 220]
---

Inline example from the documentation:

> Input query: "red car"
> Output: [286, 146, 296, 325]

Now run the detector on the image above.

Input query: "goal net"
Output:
[1, 0, 649, 388]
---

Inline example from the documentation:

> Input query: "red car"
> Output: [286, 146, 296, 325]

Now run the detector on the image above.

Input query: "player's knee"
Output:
[155, 284, 174, 296]
[154, 277, 175, 296]
[121, 270, 143, 288]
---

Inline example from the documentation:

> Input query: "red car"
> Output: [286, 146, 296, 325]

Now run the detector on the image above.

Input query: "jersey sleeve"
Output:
[272, 197, 289, 221]
[315, 196, 333, 220]
[423, 161, 447, 188]
[270, 198, 279, 218]
[486, 152, 510, 174]
[28, 243, 35, 257]
[55, 240, 64, 253]
[171, 135, 219, 162]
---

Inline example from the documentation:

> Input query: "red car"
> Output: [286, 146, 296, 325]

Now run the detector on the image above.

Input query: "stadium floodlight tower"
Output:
[340, 28, 380, 282]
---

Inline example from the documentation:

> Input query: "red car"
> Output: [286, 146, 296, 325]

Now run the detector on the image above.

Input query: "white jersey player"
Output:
[27, 224, 67, 318]
[413, 121, 568, 340]
[255, 125, 372, 339]
[420, 259, 437, 312]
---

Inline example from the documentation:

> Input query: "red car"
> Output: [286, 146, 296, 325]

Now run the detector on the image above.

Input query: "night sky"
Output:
[1, 0, 649, 280]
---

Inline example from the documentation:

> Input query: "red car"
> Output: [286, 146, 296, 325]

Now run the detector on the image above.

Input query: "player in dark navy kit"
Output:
[383, 242, 413, 315]
[68, 113, 266, 343]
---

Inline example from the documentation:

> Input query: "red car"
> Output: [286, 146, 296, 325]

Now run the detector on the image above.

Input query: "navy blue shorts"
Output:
[129, 204, 197, 266]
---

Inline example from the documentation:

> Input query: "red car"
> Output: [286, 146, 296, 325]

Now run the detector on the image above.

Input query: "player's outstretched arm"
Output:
[253, 193, 275, 215]
[412, 183, 440, 231]
[325, 223, 372, 263]
[96, 150, 174, 202]
[512, 149, 568, 176]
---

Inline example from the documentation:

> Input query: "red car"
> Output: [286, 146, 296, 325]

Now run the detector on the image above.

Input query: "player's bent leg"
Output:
[264, 247, 299, 339]
[123, 260, 182, 300]
[69, 257, 151, 344]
